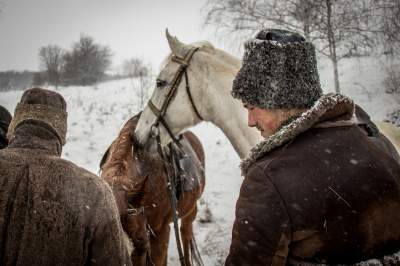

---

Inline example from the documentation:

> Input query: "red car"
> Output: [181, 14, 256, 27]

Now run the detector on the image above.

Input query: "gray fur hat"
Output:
[232, 29, 322, 109]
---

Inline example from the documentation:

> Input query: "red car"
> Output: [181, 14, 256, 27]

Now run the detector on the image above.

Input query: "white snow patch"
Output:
[350, 159, 358, 165]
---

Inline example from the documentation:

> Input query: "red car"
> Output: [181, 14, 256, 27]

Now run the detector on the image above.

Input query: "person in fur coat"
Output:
[225, 29, 400, 266]
[0, 105, 12, 149]
[0, 88, 131, 266]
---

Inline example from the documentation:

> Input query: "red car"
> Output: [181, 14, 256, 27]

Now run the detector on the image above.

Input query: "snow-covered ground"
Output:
[0, 55, 399, 265]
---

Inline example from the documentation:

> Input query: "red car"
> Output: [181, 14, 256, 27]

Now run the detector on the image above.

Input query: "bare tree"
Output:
[121, 57, 153, 109]
[204, 0, 380, 93]
[122, 58, 152, 109]
[372, 0, 400, 55]
[32, 72, 46, 87]
[204, 0, 321, 43]
[137, 64, 153, 110]
[38, 45, 65, 88]
[63, 34, 112, 86]
[122, 58, 149, 78]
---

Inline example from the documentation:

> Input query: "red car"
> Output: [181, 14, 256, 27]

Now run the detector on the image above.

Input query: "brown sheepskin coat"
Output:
[354, 104, 400, 164]
[0, 122, 131, 266]
[225, 94, 400, 266]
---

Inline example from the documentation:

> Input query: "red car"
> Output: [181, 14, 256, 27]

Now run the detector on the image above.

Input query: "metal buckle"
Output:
[150, 124, 160, 138]
[127, 205, 144, 216]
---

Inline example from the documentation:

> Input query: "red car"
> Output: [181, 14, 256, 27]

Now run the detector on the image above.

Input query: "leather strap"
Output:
[147, 47, 202, 147]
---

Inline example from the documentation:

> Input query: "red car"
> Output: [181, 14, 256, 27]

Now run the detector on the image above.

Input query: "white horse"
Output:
[135, 30, 262, 159]
[135, 30, 400, 157]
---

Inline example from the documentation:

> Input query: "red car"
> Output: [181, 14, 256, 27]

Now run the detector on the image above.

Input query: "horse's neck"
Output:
[110, 120, 136, 162]
[208, 100, 261, 158]
[200, 59, 262, 158]
[213, 112, 260, 159]
[103, 119, 148, 191]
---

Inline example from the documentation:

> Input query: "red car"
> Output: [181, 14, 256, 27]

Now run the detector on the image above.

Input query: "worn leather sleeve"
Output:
[225, 165, 291, 266]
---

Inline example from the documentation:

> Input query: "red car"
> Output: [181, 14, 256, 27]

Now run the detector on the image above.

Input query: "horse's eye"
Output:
[156, 79, 167, 88]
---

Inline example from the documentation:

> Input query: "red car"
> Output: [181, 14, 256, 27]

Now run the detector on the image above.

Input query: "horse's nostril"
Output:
[133, 238, 149, 252]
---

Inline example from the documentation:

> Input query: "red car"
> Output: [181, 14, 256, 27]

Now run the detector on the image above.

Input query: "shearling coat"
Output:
[225, 94, 400, 266]
[354, 104, 400, 164]
[0, 122, 131, 266]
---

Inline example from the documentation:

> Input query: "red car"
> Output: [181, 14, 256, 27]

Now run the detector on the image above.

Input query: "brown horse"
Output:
[100, 114, 205, 266]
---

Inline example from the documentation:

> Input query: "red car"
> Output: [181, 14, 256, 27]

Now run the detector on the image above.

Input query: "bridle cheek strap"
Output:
[171, 47, 203, 121]
[144, 47, 202, 266]
[147, 47, 203, 147]
[183, 69, 203, 121]
[147, 100, 183, 149]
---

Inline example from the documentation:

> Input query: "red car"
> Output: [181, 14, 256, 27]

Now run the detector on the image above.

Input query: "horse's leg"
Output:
[180, 205, 199, 266]
[150, 222, 170, 266]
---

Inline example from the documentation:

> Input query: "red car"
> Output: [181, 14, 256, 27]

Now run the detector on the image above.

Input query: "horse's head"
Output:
[125, 177, 155, 266]
[126, 204, 155, 266]
[100, 114, 153, 222]
[135, 29, 239, 148]
[100, 132, 150, 266]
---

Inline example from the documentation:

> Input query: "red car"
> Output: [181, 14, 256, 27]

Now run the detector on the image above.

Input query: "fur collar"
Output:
[241, 94, 355, 174]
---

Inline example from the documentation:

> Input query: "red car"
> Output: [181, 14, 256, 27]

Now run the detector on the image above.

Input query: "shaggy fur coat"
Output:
[225, 94, 400, 266]
[0, 122, 131, 266]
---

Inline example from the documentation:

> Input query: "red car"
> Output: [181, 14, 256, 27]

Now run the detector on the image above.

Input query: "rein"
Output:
[155, 131, 186, 266]
[147, 47, 203, 149]
[127, 205, 156, 266]
[144, 47, 203, 266]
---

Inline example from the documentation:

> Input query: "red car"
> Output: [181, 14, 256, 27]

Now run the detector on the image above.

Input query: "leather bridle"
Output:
[147, 46, 203, 147]
[127, 205, 156, 266]
[143, 47, 204, 266]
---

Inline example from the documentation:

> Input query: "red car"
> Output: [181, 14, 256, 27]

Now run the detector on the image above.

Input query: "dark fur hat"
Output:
[7, 88, 68, 145]
[0, 105, 12, 131]
[0, 105, 12, 148]
[232, 29, 322, 109]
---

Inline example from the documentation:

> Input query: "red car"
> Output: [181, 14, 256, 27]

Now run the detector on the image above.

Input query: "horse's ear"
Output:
[99, 145, 111, 170]
[166, 28, 192, 59]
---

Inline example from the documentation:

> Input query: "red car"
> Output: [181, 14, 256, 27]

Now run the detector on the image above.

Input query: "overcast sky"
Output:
[0, 0, 231, 72]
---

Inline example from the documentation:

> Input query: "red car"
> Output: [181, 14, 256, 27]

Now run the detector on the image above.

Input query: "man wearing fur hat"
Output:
[225, 29, 400, 265]
[0, 105, 12, 149]
[0, 88, 131, 266]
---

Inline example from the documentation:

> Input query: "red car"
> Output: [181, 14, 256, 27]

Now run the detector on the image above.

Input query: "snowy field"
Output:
[1, 55, 399, 265]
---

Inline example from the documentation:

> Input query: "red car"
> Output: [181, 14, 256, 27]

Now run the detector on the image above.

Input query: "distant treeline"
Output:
[0, 70, 129, 92]
[0, 34, 153, 91]
[0, 71, 36, 91]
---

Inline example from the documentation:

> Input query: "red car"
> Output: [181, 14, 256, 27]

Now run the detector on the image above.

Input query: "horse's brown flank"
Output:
[100, 113, 205, 266]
